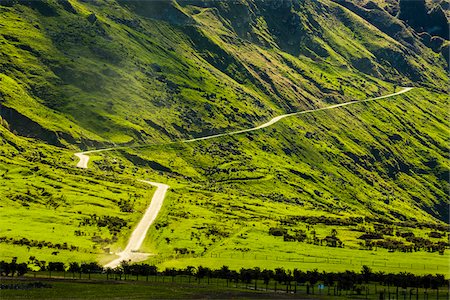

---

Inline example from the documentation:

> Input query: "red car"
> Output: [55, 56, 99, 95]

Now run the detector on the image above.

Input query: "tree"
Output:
[120, 260, 130, 274]
[421, 274, 432, 292]
[80, 262, 103, 279]
[143, 264, 157, 277]
[196, 266, 210, 281]
[218, 265, 230, 280]
[337, 270, 356, 292]
[323, 271, 335, 295]
[361, 265, 373, 284]
[163, 267, 178, 282]
[48, 262, 65, 272]
[113, 266, 124, 280]
[68, 262, 80, 273]
[261, 269, 273, 288]
[9, 257, 18, 276]
[230, 270, 239, 286]
[274, 268, 287, 284]
[0, 261, 11, 276]
[68, 262, 81, 279]
[252, 267, 261, 287]
[239, 268, 253, 284]
[307, 269, 320, 294]
[105, 267, 113, 280]
[431, 274, 445, 299]
[183, 266, 195, 277]
[16, 263, 28, 276]
[293, 269, 306, 285]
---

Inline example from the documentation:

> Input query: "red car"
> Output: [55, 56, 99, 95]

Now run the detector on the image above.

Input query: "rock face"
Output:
[398, 0, 449, 40]
[333, 0, 448, 66]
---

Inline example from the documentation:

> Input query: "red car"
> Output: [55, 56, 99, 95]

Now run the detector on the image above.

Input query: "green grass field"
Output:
[0, 279, 290, 299]
[1, 276, 449, 300]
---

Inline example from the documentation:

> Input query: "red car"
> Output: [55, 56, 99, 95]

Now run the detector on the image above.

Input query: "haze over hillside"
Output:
[0, 0, 448, 277]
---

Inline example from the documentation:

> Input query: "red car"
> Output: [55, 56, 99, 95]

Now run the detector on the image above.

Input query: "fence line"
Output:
[146, 253, 446, 271]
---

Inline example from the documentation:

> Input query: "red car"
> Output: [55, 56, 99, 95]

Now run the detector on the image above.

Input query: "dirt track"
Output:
[75, 87, 413, 267]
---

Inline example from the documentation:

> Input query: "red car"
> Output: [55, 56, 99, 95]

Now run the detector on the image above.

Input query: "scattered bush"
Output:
[269, 227, 287, 237]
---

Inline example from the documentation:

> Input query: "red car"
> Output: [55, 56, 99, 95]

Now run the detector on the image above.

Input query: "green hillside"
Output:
[0, 0, 448, 275]
[0, 0, 447, 146]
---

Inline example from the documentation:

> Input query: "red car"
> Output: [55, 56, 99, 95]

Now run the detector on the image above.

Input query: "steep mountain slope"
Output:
[338, 0, 449, 63]
[109, 87, 449, 266]
[0, 0, 448, 271]
[0, 0, 447, 146]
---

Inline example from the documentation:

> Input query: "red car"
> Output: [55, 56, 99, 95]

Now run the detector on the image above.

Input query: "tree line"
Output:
[0, 258, 448, 296]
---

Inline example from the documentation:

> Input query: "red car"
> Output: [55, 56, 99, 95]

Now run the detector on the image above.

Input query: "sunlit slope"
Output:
[116, 88, 448, 225]
[104, 88, 449, 272]
[0, 0, 447, 147]
[0, 0, 448, 269]
[0, 123, 154, 264]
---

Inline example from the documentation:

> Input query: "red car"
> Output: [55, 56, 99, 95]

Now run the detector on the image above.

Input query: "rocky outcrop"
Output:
[398, 0, 449, 40]
[0, 105, 63, 147]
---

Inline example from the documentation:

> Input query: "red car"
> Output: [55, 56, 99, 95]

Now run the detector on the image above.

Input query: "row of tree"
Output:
[1, 258, 448, 294]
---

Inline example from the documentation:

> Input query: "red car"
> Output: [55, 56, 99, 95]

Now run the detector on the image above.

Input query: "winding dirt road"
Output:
[183, 87, 413, 142]
[104, 181, 169, 269]
[75, 152, 169, 268]
[75, 87, 413, 267]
